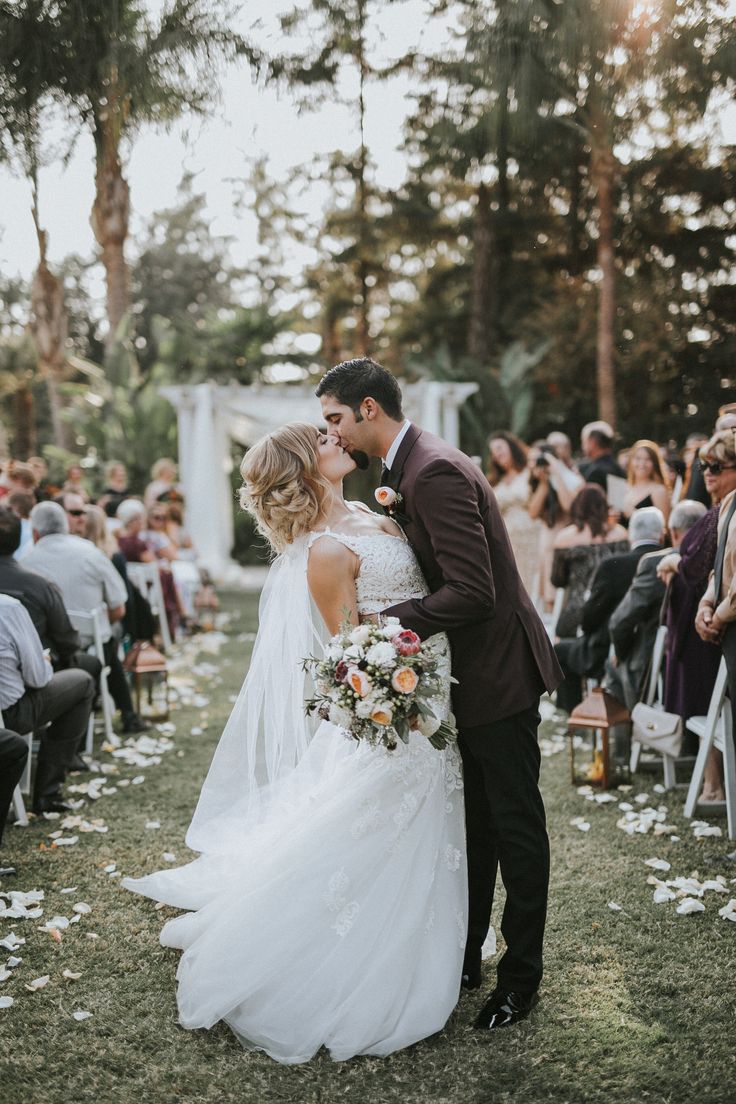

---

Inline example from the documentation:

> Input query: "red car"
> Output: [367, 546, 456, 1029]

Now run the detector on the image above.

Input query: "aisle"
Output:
[3, 591, 735, 1104]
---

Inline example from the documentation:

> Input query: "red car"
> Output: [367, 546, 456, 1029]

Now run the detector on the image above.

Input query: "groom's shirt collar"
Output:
[383, 420, 412, 471]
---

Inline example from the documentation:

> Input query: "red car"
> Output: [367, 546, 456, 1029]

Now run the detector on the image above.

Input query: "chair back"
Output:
[125, 562, 172, 650]
[66, 605, 107, 661]
[643, 625, 668, 706]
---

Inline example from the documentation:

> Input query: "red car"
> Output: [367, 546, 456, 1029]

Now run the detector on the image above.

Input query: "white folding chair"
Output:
[66, 606, 115, 748]
[628, 626, 683, 790]
[544, 587, 566, 641]
[684, 659, 736, 839]
[125, 562, 173, 651]
[2, 706, 30, 828]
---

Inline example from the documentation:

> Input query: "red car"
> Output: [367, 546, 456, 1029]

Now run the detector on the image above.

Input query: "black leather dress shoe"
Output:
[473, 987, 539, 1030]
[122, 713, 149, 735]
[32, 798, 74, 815]
[0, 864, 17, 877]
[69, 755, 91, 772]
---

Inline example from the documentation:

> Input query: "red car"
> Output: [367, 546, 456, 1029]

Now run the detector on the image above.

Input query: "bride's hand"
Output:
[360, 613, 379, 625]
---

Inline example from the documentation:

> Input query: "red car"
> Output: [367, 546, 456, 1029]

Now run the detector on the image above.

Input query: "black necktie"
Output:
[713, 492, 736, 602]
[380, 463, 394, 488]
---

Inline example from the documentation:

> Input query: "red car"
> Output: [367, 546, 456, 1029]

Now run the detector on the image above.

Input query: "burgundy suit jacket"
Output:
[383, 425, 563, 727]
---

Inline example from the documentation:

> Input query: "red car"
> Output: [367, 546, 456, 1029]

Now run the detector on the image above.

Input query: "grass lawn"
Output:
[3, 590, 736, 1104]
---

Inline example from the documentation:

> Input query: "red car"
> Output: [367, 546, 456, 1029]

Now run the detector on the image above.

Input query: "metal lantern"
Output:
[124, 642, 169, 722]
[566, 686, 630, 789]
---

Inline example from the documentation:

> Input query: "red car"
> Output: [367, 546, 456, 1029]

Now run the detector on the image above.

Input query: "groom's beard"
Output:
[350, 449, 370, 471]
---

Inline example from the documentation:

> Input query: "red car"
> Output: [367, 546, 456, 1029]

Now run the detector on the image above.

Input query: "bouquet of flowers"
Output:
[305, 617, 456, 751]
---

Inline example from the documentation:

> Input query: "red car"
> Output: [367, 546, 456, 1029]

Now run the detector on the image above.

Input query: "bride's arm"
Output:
[307, 537, 360, 635]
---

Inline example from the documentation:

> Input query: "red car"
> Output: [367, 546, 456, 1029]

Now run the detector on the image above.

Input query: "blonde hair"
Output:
[627, 439, 670, 488]
[84, 504, 118, 557]
[151, 457, 177, 481]
[700, 429, 736, 466]
[239, 423, 331, 553]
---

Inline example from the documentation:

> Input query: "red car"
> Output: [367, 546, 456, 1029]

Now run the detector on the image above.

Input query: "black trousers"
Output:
[0, 729, 29, 846]
[3, 670, 95, 807]
[459, 702, 550, 993]
[73, 639, 134, 719]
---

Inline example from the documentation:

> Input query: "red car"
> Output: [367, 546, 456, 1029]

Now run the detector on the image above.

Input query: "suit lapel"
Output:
[386, 424, 422, 492]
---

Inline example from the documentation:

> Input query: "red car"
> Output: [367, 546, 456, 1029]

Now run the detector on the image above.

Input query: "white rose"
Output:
[328, 704, 353, 730]
[324, 641, 343, 661]
[348, 625, 372, 646]
[365, 641, 398, 668]
[355, 698, 375, 719]
[343, 644, 364, 661]
[415, 713, 441, 738]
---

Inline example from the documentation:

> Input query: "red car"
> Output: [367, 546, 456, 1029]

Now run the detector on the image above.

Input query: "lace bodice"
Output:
[308, 529, 428, 614]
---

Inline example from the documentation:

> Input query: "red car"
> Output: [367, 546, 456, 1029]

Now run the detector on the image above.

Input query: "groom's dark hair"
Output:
[316, 358, 404, 421]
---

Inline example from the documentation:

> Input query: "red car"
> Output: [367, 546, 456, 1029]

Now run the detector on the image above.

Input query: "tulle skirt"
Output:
[123, 722, 467, 1063]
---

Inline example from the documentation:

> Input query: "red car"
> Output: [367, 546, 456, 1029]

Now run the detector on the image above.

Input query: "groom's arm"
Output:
[383, 459, 495, 638]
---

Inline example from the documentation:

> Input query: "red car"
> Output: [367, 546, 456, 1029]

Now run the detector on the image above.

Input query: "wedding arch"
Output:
[160, 379, 478, 576]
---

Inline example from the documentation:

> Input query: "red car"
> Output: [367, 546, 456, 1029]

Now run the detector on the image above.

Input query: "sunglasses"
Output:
[67, 509, 86, 517]
[700, 460, 736, 475]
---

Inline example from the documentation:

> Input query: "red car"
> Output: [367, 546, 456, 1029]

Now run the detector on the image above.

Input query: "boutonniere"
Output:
[375, 486, 403, 512]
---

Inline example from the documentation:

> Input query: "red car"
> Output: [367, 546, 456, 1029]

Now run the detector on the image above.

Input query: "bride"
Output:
[123, 423, 467, 1064]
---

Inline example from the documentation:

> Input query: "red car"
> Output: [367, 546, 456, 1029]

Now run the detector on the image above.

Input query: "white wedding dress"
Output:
[123, 530, 467, 1064]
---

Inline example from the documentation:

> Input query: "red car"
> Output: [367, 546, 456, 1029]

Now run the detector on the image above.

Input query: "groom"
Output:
[318, 358, 563, 1030]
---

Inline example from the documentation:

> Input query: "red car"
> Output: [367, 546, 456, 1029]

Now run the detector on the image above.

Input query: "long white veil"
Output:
[186, 536, 325, 853]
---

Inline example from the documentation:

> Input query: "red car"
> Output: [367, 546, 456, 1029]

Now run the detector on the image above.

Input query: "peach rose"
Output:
[391, 666, 419, 694]
[370, 702, 394, 725]
[374, 486, 398, 508]
[346, 666, 371, 697]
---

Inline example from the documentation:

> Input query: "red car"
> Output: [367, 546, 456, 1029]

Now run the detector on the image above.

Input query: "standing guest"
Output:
[56, 491, 89, 537]
[26, 456, 54, 501]
[0, 727, 28, 875]
[23, 501, 146, 735]
[527, 444, 582, 608]
[578, 421, 625, 490]
[682, 433, 710, 507]
[657, 499, 719, 762]
[546, 431, 577, 471]
[621, 440, 671, 524]
[7, 491, 34, 558]
[144, 458, 182, 509]
[488, 430, 542, 599]
[550, 484, 628, 638]
[695, 430, 736, 803]
[61, 463, 89, 501]
[0, 593, 94, 814]
[97, 461, 131, 519]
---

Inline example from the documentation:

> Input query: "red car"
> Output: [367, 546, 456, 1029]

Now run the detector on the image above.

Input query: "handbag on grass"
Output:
[630, 702, 683, 758]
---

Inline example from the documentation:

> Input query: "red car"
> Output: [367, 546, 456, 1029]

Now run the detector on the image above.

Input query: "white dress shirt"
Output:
[0, 593, 51, 710]
[383, 420, 412, 471]
[22, 534, 128, 645]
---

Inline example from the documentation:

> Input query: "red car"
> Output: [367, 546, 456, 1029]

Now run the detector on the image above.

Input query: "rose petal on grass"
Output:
[676, 898, 705, 915]
[653, 887, 676, 903]
[162, 853, 176, 863]
[72, 1009, 92, 1021]
[59, 887, 77, 895]
[103, 864, 116, 874]
[62, 969, 82, 980]
[0, 967, 11, 982]
[145, 821, 160, 830]
[6, 956, 22, 968]
[644, 858, 671, 872]
[73, 903, 92, 915]
[607, 902, 623, 911]
[0, 996, 13, 1008]
[25, 974, 50, 990]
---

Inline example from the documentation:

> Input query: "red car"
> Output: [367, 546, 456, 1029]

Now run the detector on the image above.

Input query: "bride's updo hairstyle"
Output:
[239, 422, 332, 552]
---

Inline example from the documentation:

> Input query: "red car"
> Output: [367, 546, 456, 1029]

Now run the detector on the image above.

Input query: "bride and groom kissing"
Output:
[123, 357, 563, 1063]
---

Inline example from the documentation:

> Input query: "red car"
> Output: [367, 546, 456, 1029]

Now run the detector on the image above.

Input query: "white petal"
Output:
[0, 996, 13, 1008]
[63, 969, 82, 980]
[676, 898, 705, 915]
[607, 902, 623, 911]
[26, 974, 50, 990]
[162, 853, 176, 863]
[72, 1010, 92, 1021]
[644, 858, 671, 872]
[72, 903, 92, 915]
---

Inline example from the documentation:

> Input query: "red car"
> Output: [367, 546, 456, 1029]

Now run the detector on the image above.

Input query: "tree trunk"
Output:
[355, 3, 370, 357]
[91, 114, 130, 349]
[13, 386, 36, 459]
[30, 256, 72, 450]
[468, 181, 494, 364]
[590, 141, 618, 428]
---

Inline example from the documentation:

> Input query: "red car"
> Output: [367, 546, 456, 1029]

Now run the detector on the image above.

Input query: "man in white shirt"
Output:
[24, 501, 146, 734]
[0, 593, 94, 813]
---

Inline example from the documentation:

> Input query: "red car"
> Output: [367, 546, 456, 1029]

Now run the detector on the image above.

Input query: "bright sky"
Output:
[0, 0, 733, 297]
[0, 0, 451, 292]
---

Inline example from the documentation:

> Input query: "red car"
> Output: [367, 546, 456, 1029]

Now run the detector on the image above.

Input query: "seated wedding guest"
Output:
[0, 727, 28, 875]
[550, 484, 628, 638]
[23, 501, 146, 735]
[7, 491, 34, 558]
[55, 490, 89, 537]
[553, 507, 664, 713]
[528, 443, 583, 608]
[488, 430, 541, 598]
[97, 461, 131, 519]
[0, 505, 82, 673]
[621, 440, 671, 524]
[657, 499, 718, 763]
[695, 430, 736, 803]
[0, 593, 94, 814]
[85, 504, 156, 645]
[61, 463, 89, 501]
[117, 499, 183, 639]
[578, 422, 624, 490]
[144, 458, 182, 509]
[607, 507, 669, 710]
[26, 456, 54, 501]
